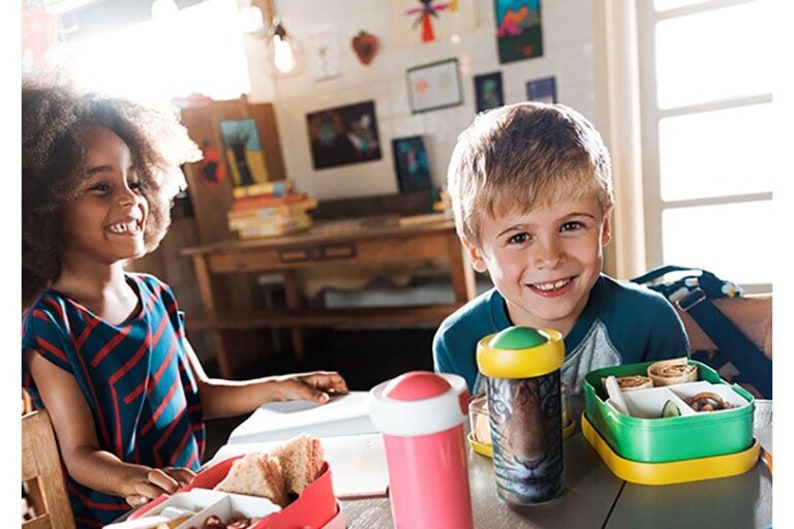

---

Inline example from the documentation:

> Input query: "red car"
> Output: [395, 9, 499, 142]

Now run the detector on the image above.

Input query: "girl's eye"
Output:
[129, 180, 143, 191]
[560, 221, 584, 232]
[507, 232, 531, 245]
[90, 183, 110, 192]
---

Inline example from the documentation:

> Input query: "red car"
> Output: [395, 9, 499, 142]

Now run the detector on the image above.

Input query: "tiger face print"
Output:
[487, 373, 564, 504]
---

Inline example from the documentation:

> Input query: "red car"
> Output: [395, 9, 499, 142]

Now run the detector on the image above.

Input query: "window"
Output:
[635, 0, 774, 292]
[54, 0, 251, 108]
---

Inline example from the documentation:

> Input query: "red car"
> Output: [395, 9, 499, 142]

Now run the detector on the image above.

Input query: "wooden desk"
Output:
[182, 216, 475, 378]
[340, 425, 773, 529]
[338, 398, 773, 529]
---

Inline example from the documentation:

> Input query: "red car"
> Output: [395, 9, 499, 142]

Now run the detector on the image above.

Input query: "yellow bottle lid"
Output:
[476, 326, 564, 379]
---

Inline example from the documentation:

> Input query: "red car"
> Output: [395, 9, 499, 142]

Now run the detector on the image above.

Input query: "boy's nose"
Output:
[534, 238, 563, 268]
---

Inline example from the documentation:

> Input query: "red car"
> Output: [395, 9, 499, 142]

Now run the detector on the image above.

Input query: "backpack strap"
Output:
[678, 288, 773, 398]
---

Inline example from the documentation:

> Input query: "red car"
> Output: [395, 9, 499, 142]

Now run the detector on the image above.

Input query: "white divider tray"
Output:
[139, 488, 281, 528]
[622, 381, 750, 418]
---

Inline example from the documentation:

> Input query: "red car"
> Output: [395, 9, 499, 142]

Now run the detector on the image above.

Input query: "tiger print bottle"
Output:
[476, 326, 565, 505]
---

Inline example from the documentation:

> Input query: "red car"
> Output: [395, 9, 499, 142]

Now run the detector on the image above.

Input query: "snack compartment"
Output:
[584, 360, 755, 463]
[621, 386, 695, 418]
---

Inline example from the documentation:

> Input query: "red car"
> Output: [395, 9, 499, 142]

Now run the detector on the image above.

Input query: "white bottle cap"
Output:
[369, 371, 469, 436]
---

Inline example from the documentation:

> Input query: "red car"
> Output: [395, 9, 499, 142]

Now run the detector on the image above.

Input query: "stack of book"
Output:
[228, 180, 318, 239]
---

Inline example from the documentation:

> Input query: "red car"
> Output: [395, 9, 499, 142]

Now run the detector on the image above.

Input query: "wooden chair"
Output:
[22, 409, 76, 529]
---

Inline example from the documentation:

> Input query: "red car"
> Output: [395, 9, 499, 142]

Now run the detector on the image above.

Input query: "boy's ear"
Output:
[601, 206, 613, 246]
[462, 237, 488, 273]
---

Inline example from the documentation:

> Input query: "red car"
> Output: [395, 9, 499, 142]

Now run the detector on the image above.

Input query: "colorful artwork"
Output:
[474, 71, 505, 113]
[306, 101, 382, 170]
[494, 0, 543, 64]
[197, 141, 225, 187]
[392, 136, 432, 192]
[218, 118, 270, 188]
[526, 76, 557, 103]
[392, 0, 478, 46]
[406, 58, 463, 113]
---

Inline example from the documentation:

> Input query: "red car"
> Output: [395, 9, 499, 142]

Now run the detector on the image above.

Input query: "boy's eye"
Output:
[508, 232, 531, 245]
[129, 180, 143, 191]
[560, 221, 584, 232]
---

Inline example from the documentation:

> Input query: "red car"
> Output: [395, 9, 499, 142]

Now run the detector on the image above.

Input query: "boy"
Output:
[433, 102, 689, 395]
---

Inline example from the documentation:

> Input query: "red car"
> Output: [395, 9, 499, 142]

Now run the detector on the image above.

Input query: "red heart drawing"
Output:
[351, 31, 378, 65]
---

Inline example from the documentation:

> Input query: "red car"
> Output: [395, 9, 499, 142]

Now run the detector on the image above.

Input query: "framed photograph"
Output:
[392, 136, 432, 193]
[526, 76, 557, 104]
[306, 100, 382, 170]
[474, 71, 504, 113]
[406, 58, 463, 113]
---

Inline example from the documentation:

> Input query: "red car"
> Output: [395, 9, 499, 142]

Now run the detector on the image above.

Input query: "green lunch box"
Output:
[583, 360, 755, 463]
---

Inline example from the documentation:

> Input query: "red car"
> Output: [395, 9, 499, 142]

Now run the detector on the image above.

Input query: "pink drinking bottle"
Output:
[370, 371, 474, 529]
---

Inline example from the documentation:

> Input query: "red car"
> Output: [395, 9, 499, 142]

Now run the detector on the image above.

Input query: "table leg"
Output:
[446, 232, 477, 302]
[283, 270, 305, 362]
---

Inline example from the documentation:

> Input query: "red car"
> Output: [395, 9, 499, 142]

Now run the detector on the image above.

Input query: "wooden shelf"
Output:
[184, 304, 464, 331]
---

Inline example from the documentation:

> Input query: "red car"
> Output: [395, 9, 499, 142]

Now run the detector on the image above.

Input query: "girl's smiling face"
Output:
[466, 195, 611, 335]
[57, 126, 149, 267]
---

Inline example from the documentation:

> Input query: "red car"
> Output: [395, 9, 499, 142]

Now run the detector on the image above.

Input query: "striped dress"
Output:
[22, 273, 206, 529]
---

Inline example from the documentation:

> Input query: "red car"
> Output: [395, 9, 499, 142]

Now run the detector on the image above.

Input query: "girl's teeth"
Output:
[109, 221, 138, 233]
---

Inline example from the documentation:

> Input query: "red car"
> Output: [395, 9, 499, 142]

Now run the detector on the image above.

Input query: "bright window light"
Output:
[655, 1, 771, 109]
[57, 0, 251, 107]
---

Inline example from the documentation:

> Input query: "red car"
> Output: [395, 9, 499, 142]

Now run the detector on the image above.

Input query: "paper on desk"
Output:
[209, 434, 389, 498]
[226, 391, 377, 444]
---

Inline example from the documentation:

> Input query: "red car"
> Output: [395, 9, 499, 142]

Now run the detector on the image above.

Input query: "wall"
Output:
[246, 0, 599, 201]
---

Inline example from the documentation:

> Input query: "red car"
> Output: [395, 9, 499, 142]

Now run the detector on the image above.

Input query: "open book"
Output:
[212, 391, 388, 498]
[225, 391, 376, 445]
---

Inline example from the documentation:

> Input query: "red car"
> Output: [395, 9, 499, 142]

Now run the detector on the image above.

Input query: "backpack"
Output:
[631, 265, 772, 398]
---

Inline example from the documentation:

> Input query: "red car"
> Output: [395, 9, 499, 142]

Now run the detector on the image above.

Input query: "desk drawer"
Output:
[279, 244, 357, 263]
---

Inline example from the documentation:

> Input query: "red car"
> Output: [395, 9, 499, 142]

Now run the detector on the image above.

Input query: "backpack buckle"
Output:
[677, 288, 707, 312]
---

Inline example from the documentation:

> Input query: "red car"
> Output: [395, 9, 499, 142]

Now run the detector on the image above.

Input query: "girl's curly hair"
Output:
[21, 79, 202, 309]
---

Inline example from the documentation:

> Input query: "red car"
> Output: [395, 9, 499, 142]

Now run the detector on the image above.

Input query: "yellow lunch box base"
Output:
[581, 413, 759, 485]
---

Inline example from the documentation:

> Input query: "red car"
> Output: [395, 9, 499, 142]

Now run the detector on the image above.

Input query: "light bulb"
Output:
[272, 34, 296, 73]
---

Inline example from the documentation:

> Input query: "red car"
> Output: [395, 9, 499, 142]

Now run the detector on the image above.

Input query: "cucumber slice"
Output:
[661, 400, 681, 418]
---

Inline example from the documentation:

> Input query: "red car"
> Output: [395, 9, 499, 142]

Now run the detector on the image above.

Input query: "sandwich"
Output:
[271, 433, 326, 496]
[647, 357, 697, 386]
[213, 452, 289, 507]
[212, 434, 326, 507]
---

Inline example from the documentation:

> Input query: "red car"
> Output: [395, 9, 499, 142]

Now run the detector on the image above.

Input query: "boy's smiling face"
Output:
[465, 194, 611, 336]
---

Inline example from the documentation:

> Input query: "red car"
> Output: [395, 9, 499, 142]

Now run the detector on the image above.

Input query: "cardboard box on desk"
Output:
[123, 456, 344, 529]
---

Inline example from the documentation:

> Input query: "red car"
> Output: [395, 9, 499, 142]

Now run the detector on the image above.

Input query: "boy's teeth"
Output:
[534, 278, 570, 291]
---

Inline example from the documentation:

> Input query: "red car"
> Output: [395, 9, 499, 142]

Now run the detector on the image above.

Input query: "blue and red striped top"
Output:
[22, 273, 206, 529]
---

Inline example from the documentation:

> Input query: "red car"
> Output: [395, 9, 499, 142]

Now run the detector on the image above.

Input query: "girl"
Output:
[21, 79, 348, 528]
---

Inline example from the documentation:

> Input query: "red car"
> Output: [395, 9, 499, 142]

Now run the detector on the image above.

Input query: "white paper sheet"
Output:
[208, 434, 389, 498]
[226, 391, 377, 445]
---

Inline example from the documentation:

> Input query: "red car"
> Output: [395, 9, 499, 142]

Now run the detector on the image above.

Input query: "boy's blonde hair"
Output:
[446, 102, 613, 247]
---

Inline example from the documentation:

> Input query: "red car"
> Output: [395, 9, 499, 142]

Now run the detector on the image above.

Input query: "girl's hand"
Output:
[277, 371, 349, 404]
[123, 466, 196, 507]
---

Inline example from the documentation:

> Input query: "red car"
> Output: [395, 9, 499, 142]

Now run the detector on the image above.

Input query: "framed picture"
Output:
[306, 100, 382, 170]
[494, 0, 544, 63]
[406, 58, 463, 113]
[218, 118, 270, 188]
[474, 71, 504, 113]
[526, 76, 557, 104]
[391, 136, 432, 193]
